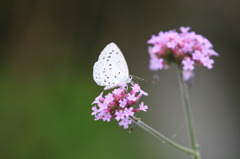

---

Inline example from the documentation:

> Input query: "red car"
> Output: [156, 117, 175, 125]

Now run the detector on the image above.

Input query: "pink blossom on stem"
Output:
[119, 99, 127, 108]
[182, 58, 194, 71]
[127, 93, 137, 102]
[98, 102, 108, 110]
[149, 55, 164, 71]
[112, 88, 123, 95]
[91, 106, 99, 116]
[139, 102, 148, 112]
[192, 50, 204, 61]
[91, 83, 148, 129]
[102, 113, 111, 122]
[139, 90, 148, 96]
[92, 92, 104, 104]
[147, 26, 219, 73]
[131, 83, 141, 93]
[115, 110, 125, 121]
[202, 57, 214, 69]
[119, 117, 132, 129]
[104, 93, 114, 104]
[124, 107, 134, 117]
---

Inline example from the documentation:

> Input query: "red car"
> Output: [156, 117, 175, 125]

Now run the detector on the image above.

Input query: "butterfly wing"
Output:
[93, 60, 128, 90]
[93, 42, 130, 90]
[98, 42, 129, 75]
[93, 61, 105, 86]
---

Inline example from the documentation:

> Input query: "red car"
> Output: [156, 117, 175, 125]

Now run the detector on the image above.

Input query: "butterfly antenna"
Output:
[131, 75, 147, 83]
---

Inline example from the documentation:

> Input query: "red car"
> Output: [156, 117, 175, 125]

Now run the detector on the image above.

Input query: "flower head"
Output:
[91, 83, 148, 129]
[147, 26, 219, 72]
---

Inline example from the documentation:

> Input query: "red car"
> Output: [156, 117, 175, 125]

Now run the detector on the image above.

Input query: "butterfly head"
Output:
[127, 75, 133, 83]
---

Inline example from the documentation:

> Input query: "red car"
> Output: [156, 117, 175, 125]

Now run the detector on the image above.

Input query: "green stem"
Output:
[130, 116, 197, 156]
[177, 68, 201, 159]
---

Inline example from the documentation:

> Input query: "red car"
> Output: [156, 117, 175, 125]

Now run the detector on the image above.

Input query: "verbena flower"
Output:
[91, 83, 148, 129]
[147, 26, 219, 76]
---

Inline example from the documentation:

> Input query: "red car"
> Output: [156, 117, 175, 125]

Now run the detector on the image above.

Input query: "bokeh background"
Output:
[1, 0, 240, 159]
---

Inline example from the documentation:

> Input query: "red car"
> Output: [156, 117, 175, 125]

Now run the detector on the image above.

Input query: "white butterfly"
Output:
[93, 42, 132, 90]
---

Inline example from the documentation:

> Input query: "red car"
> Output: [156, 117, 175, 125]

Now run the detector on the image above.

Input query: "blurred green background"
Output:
[1, 0, 240, 159]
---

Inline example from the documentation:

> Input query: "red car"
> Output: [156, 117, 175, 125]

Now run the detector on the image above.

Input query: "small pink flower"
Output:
[91, 106, 99, 115]
[139, 102, 148, 112]
[124, 107, 134, 117]
[115, 110, 125, 121]
[131, 83, 141, 93]
[150, 44, 161, 53]
[167, 40, 177, 48]
[147, 35, 160, 44]
[104, 93, 114, 104]
[119, 117, 132, 129]
[182, 58, 194, 71]
[180, 26, 190, 33]
[182, 43, 193, 53]
[149, 56, 164, 71]
[119, 99, 127, 108]
[94, 114, 102, 121]
[98, 102, 108, 110]
[202, 57, 214, 69]
[139, 90, 148, 96]
[102, 113, 111, 122]
[192, 50, 204, 61]
[127, 93, 137, 102]
[92, 92, 104, 104]
[113, 88, 123, 95]
[208, 50, 219, 56]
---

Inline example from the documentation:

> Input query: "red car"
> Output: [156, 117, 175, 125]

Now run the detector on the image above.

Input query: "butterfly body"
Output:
[93, 42, 132, 90]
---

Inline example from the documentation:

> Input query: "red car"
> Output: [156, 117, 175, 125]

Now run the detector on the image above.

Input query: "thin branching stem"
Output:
[130, 116, 197, 156]
[177, 68, 201, 159]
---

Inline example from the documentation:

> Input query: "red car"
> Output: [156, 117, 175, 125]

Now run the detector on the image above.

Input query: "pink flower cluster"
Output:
[91, 83, 148, 129]
[147, 26, 219, 72]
